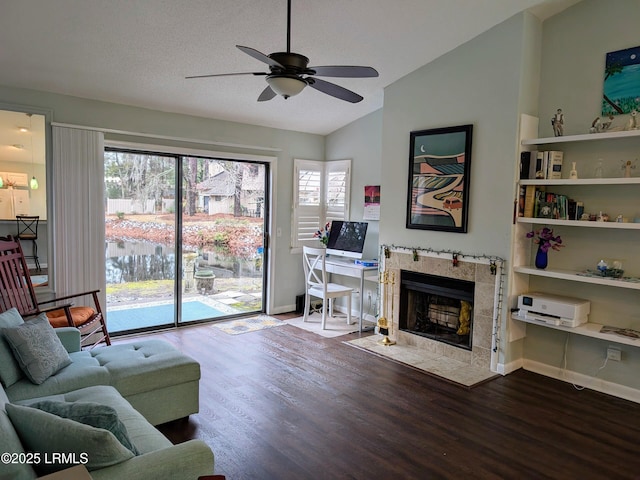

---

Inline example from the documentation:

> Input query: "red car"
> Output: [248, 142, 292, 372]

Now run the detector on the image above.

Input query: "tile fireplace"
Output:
[383, 249, 502, 371]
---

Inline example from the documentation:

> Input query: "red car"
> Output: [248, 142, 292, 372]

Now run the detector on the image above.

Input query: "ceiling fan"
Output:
[186, 0, 378, 103]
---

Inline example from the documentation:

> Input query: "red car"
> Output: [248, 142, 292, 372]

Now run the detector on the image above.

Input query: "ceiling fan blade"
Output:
[257, 86, 277, 102]
[185, 72, 267, 79]
[309, 66, 379, 78]
[307, 78, 363, 103]
[237, 45, 285, 69]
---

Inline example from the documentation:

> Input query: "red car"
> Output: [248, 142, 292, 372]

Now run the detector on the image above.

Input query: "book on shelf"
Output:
[516, 185, 526, 217]
[534, 151, 544, 179]
[546, 151, 564, 179]
[520, 152, 531, 179]
[523, 185, 536, 217]
[532, 191, 571, 220]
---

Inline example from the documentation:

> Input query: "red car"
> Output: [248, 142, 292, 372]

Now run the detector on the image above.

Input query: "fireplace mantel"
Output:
[380, 247, 504, 373]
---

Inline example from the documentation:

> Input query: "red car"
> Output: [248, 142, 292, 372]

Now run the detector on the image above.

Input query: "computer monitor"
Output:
[326, 221, 368, 259]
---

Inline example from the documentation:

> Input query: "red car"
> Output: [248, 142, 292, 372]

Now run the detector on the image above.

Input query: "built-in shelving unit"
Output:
[510, 116, 640, 347]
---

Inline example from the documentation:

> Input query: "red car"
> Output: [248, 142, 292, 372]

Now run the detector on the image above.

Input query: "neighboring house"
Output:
[197, 166, 264, 217]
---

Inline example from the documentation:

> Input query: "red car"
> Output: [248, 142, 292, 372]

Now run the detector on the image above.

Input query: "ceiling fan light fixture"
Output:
[266, 75, 306, 99]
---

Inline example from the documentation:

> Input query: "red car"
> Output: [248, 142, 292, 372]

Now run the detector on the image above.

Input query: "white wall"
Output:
[380, 13, 535, 258]
[325, 109, 383, 317]
[326, 109, 382, 261]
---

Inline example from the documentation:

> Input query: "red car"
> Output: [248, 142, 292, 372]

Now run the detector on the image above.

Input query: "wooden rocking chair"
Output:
[0, 235, 110, 349]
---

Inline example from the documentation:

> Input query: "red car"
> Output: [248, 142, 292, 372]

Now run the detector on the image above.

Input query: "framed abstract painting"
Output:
[406, 124, 473, 233]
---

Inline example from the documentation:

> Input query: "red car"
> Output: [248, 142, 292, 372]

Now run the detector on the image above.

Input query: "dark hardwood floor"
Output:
[122, 320, 640, 479]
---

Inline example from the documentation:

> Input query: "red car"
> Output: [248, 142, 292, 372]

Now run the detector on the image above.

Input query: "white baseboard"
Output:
[523, 359, 640, 404]
[496, 358, 524, 375]
[269, 304, 296, 315]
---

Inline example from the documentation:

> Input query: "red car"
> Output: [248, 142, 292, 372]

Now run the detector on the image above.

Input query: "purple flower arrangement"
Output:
[526, 227, 564, 252]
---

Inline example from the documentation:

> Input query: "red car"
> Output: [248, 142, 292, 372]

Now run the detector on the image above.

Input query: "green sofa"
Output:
[0, 311, 214, 480]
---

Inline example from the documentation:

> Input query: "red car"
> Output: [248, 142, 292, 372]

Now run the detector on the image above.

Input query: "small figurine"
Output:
[601, 114, 615, 131]
[621, 159, 637, 178]
[569, 161, 578, 179]
[594, 160, 603, 178]
[551, 108, 564, 136]
[625, 110, 638, 131]
[590, 117, 601, 133]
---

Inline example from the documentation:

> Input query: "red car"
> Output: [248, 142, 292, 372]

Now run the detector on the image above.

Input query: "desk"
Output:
[324, 257, 378, 332]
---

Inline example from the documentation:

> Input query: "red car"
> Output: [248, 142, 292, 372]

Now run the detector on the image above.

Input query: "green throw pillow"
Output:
[0, 308, 26, 388]
[28, 400, 139, 455]
[4, 314, 72, 385]
[5, 403, 135, 475]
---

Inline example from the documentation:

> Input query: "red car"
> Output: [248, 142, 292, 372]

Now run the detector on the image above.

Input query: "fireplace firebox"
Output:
[399, 270, 474, 350]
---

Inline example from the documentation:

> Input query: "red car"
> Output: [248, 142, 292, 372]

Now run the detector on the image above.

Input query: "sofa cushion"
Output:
[91, 341, 200, 397]
[4, 315, 72, 385]
[28, 400, 139, 455]
[5, 402, 135, 475]
[19, 385, 173, 455]
[5, 351, 109, 402]
[0, 386, 35, 480]
[0, 308, 26, 388]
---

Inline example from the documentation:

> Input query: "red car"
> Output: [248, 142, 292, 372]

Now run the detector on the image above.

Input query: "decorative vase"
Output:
[534, 245, 548, 269]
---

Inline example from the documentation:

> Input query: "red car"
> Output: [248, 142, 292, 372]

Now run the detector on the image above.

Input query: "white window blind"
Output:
[292, 159, 350, 248]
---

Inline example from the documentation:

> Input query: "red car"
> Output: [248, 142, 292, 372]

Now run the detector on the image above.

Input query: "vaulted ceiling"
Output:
[0, 0, 579, 135]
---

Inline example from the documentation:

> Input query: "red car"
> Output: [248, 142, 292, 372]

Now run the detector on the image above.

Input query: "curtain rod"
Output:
[50, 122, 282, 153]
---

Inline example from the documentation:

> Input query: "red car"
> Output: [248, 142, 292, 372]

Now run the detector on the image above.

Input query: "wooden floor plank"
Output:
[121, 322, 640, 479]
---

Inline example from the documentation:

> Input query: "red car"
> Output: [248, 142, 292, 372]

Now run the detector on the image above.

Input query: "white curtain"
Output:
[51, 126, 106, 311]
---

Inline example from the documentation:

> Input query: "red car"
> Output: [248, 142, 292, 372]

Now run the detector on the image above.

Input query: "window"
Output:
[292, 159, 351, 248]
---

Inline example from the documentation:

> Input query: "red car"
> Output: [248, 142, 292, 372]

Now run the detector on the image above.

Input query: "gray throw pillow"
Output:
[5, 403, 135, 475]
[4, 314, 72, 385]
[28, 400, 139, 455]
[0, 308, 26, 387]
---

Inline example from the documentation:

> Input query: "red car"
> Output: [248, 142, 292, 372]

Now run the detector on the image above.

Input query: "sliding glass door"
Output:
[104, 149, 267, 334]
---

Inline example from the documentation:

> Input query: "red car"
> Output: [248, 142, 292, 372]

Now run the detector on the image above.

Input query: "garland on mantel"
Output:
[379, 244, 505, 269]
[378, 244, 506, 354]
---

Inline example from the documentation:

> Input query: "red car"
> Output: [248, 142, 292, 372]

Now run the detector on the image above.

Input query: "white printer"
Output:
[516, 292, 590, 328]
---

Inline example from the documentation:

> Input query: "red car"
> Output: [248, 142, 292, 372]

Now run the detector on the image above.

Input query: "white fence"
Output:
[106, 198, 174, 215]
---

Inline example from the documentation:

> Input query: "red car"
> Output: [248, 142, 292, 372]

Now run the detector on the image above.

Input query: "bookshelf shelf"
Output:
[519, 177, 640, 186]
[517, 217, 640, 229]
[511, 314, 640, 348]
[513, 266, 640, 290]
[521, 129, 640, 146]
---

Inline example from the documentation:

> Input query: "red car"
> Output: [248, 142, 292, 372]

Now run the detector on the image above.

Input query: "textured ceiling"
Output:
[0, 0, 579, 136]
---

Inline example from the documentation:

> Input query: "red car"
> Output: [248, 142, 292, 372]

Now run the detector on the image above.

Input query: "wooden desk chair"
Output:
[0, 235, 110, 349]
[302, 246, 352, 329]
[15, 215, 41, 272]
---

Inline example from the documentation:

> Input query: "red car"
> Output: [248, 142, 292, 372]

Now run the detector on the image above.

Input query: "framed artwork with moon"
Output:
[406, 124, 473, 233]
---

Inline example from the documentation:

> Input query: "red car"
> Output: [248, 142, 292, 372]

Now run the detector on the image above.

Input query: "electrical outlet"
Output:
[607, 346, 621, 362]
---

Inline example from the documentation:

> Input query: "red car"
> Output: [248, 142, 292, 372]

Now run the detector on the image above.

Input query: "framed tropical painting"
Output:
[602, 45, 640, 117]
[406, 124, 473, 233]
